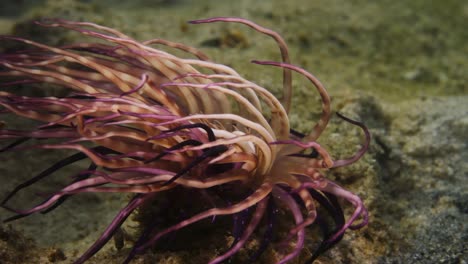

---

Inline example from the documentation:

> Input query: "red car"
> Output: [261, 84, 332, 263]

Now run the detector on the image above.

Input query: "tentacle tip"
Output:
[187, 17, 229, 24]
[187, 20, 202, 24]
[33, 18, 58, 26]
[1, 204, 16, 212]
[325, 233, 345, 244]
[335, 111, 345, 119]
[2, 218, 14, 224]
[350, 208, 370, 230]
[0, 199, 9, 207]
[1, 210, 28, 223]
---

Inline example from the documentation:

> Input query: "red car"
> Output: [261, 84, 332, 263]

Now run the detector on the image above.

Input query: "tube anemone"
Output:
[0, 17, 369, 263]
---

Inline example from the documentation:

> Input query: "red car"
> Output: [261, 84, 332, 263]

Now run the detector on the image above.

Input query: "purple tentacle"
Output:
[1, 148, 102, 206]
[248, 194, 277, 263]
[40, 162, 97, 214]
[273, 186, 305, 264]
[331, 112, 371, 168]
[0, 137, 30, 152]
[119, 73, 149, 97]
[231, 207, 252, 245]
[209, 195, 269, 264]
[74, 193, 155, 264]
[305, 188, 345, 263]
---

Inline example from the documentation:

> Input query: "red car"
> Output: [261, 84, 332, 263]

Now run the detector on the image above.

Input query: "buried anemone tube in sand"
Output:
[0, 17, 370, 263]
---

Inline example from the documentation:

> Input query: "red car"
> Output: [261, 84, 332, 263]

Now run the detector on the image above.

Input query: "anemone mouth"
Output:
[0, 17, 369, 264]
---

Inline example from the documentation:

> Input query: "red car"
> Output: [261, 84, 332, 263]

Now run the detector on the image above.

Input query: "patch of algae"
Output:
[0, 0, 466, 263]
[0, 225, 36, 263]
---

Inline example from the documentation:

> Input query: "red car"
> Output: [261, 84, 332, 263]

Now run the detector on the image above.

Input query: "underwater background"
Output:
[0, 0, 466, 263]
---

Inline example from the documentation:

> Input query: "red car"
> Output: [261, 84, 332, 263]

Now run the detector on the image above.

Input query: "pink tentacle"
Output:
[299, 180, 369, 242]
[331, 112, 371, 168]
[134, 183, 273, 254]
[209, 195, 269, 264]
[272, 186, 305, 264]
[251, 60, 331, 142]
[188, 17, 292, 113]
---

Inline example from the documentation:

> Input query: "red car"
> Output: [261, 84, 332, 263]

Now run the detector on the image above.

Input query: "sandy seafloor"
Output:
[0, 0, 466, 263]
